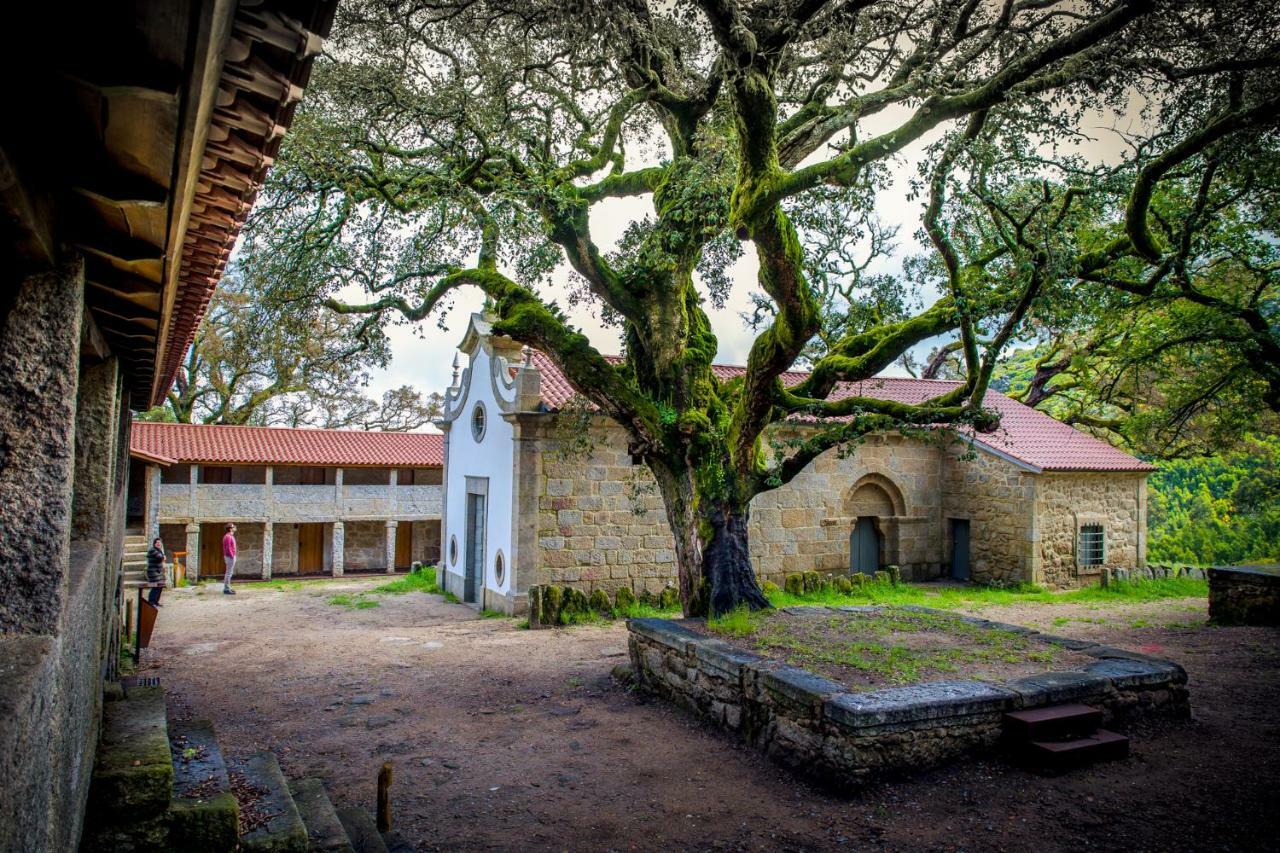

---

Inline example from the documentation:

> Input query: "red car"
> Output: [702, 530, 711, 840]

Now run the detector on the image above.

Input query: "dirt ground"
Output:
[144, 578, 1280, 852]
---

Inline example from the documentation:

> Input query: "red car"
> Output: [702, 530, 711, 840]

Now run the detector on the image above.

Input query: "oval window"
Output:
[494, 550, 505, 586]
[471, 402, 487, 442]
[449, 535, 458, 567]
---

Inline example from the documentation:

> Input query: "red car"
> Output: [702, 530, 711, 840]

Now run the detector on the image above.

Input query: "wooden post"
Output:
[376, 762, 393, 833]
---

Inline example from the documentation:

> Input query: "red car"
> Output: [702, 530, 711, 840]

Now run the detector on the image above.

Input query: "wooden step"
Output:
[336, 807, 389, 853]
[1004, 703, 1103, 742]
[169, 719, 239, 852]
[289, 778, 355, 853]
[1026, 729, 1130, 770]
[235, 752, 309, 853]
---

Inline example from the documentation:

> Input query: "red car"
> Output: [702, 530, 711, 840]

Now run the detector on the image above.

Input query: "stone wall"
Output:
[225, 522, 266, 577]
[628, 609, 1189, 789]
[410, 520, 442, 566]
[1208, 565, 1280, 625]
[0, 257, 129, 852]
[941, 444, 1037, 586]
[528, 419, 675, 597]
[343, 520, 386, 571]
[528, 419, 953, 597]
[157, 480, 442, 524]
[1035, 472, 1145, 588]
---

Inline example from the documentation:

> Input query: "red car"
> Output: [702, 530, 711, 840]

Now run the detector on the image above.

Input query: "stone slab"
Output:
[825, 680, 1019, 730]
[759, 664, 847, 709]
[289, 777, 355, 853]
[627, 617, 704, 652]
[237, 752, 309, 853]
[1083, 658, 1187, 690]
[336, 806, 389, 853]
[1005, 670, 1112, 706]
[89, 685, 173, 818]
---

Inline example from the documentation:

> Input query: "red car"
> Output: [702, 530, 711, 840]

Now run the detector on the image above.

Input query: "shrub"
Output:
[614, 586, 636, 611]
[589, 588, 612, 615]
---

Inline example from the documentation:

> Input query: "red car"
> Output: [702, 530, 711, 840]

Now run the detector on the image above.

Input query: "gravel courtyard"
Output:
[143, 578, 1280, 852]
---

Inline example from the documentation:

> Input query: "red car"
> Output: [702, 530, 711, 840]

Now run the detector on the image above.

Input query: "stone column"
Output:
[386, 520, 397, 574]
[71, 357, 120, 542]
[332, 521, 345, 577]
[334, 467, 343, 516]
[146, 464, 161, 541]
[262, 522, 273, 580]
[189, 463, 199, 519]
[0, 256, 83, 632]
[185, 523, 200, 582]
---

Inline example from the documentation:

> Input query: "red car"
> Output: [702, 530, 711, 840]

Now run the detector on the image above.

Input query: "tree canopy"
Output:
[246, 0, 1280, 614]
[141, 260, 442, 430]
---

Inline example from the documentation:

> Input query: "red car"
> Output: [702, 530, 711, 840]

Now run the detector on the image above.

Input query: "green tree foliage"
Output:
[1147, 435, 1280, 565]
[245, 0, 1278, 614]
[139, 259, 442, 430]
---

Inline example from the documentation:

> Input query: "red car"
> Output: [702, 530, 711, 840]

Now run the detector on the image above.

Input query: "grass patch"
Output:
[706, 606, 1075, 690]
[327, 594, 355, 607]
[612, 600, 683, 620]
[257, 579, 304, 592]
[479, 608, 506, 619]
[443, 591, 461, 604]
[762, 576, 1207, 612]
[353, 599, 380, 610]
[371, 567, 441, 596]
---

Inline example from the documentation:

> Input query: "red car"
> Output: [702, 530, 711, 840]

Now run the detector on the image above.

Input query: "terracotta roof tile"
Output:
[527, 353, 1154, 473]
[130, 422, 442, 467]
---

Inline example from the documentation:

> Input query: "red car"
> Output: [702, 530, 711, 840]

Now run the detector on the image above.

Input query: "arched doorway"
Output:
[843, 476, 906, 575]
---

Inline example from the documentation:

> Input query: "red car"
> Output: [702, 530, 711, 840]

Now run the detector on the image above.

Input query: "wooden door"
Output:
[395, 523, 413, 569]
[849, 516, 880, 575]
[951, 519, 971, 581]
[297, 524, 325, 575]
[200, 523, 226, 577]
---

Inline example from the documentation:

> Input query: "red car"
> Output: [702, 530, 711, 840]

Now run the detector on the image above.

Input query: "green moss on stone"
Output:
[784, 574, 804, 595]
[168, 792, 239, 852]
[589, 589, 612, 616]
[614, 587, 636, 611]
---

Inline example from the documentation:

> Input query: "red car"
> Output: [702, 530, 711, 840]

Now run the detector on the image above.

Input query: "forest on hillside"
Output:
[1146, 435, 1280, 566]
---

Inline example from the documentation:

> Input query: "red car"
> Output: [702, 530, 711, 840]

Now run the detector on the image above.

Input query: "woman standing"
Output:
[146, 537, 166, 607]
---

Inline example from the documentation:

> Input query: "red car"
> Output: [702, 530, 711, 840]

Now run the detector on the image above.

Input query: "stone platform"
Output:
[627, 606, 1189, 789]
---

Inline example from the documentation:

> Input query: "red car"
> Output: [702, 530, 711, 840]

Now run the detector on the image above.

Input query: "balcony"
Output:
[157, 482, 442, 522]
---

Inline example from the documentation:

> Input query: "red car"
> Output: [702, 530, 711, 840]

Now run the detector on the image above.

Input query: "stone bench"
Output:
[1209, 564, 1280, 626]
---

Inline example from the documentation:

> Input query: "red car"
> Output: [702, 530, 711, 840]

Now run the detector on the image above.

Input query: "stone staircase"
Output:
[121, 533, 151, 592]
[82, 683, 408, 852]
[1003, 703, 1130, 770]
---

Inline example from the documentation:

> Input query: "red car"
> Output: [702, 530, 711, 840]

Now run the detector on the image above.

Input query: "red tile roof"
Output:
[130, 422, 443, 467]
[527, 353, 1154, 473]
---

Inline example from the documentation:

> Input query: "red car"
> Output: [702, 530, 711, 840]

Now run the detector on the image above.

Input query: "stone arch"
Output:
[843, 473, 906, 518]
[843, 473, 906, 574]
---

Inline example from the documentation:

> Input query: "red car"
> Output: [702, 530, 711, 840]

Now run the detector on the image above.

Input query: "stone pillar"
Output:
[72, 357, 120, 542]
[0, 256, 83, 633]
[386, 520, 397, 574]
[332, 521, 344, 576]
[185, 523, 200, 582]
[262, 522, 273, 580]
[189, 463, 199, 519]
[334, 467, 343, 516]
[146, 464, 161, 541]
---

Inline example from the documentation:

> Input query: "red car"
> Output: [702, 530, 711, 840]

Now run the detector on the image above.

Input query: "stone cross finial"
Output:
[450, 352, 461, 387]
[522, 344, 533, 367]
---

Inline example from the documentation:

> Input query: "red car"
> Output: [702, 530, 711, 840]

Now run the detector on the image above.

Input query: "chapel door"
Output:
[395, 523, 413, 570]
[849, 516, 880, 575]
[297, 523, 325, 575]
[199, 523, 227, 578]
[464, 492, 486, 603]
[951, 519, 971, 581]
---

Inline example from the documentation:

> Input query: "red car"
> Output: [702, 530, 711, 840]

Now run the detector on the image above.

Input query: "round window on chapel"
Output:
[471, 402, 487, 442]
[494, 550, 505, 586]
[449, 535, 458, 567]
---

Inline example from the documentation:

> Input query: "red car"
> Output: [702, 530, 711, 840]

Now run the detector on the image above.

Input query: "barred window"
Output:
[1078, 524, 1105, 567]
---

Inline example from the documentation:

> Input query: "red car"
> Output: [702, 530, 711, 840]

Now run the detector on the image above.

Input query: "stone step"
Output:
[80, 685, 174, 852]
[1003, 703, 1103, 742]
[289, 778, 356, 853]
[169, 719, 239, 852]
[336, 807, 389, 853]
[235, 752, 310, 853]
[1025, 729, 1130, 770]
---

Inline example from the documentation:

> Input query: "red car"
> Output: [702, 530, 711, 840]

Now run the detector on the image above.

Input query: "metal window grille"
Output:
[1078, 524, 1105, 566]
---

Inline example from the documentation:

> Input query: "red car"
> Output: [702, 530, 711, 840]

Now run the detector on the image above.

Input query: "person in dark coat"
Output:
[146, 537, 166, 607]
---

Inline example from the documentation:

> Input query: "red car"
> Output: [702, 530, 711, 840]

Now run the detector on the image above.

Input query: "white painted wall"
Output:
[443, 342, 517, 602]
